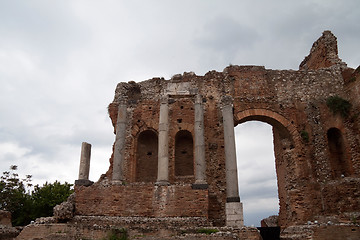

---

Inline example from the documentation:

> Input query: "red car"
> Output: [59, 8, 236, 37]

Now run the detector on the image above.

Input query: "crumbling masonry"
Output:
[16, 31, 360, 240]
[76, 30, 360, 227]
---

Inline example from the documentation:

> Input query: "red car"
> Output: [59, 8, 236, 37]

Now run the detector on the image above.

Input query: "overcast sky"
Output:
[0, 0, 359, 227]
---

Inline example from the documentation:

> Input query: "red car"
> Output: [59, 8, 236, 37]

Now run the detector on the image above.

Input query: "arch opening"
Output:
[327, 127, 350, 178]
[136, 130, 158, 182]
[235, 121, 279, 227]
[175, 130, 194, 176]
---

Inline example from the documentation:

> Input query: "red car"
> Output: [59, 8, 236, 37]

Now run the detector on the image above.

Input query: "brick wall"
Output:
[75, 183, 208, 218]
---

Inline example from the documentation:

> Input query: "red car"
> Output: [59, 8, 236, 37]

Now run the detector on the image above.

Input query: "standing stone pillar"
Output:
[193, 94, 208, 189]
[75, 142, 93, 186]
[221, 96, 244, 227]
[112, 100, 127, 183]
[156, 95, 170, 185]
[78, 142, 91, 180]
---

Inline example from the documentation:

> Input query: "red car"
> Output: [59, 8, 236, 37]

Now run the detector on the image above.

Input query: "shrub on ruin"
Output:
[326, 96, 352, 118]
[300, 130, 309, 143]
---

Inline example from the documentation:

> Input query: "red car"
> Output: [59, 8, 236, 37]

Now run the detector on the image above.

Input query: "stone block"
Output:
[226, 202, 243, 215]
[0, 210, 12, 226]
[226, 202, 244, 227]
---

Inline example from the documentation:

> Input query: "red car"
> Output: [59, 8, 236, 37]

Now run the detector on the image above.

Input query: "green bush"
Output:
[326, 96, 352, 118]
[31, 181, 73, 219]
[0, 166, 73, 226]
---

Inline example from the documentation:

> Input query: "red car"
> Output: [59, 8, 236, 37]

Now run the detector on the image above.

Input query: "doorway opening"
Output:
[235, 121, 279, 227]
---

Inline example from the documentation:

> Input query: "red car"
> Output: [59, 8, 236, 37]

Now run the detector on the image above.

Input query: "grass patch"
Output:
[326, 96, 352, 118]
[103, 228, 128, 240]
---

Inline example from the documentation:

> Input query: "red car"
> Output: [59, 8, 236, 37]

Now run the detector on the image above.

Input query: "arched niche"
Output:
[136, 130, 158, 182]
[175, 130, 194, 176]
[327, 127, 351, 178]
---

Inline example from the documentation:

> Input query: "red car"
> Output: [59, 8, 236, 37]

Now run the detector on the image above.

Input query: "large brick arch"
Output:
[234, 108, 301, 149]
[234, 108, 302, 225]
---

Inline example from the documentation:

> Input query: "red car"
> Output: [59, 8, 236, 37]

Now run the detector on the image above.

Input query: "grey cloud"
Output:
[241, 180, 278, 199]
[193, 16, 259, 63]
[0, 1, 91, 72]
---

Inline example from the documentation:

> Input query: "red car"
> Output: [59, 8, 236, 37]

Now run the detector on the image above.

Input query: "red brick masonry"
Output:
[75, 183, 208, 218]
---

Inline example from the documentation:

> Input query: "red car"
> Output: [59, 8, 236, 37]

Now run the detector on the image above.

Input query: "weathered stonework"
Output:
[0, 210, 11, 227]
[90, 30, 360, 229]
[16, 216, 262, 240]
[53, 193, 75, 222]
[15, 31, 360, 239]
[0, 210, 20, 240]
[75, 183, 208, 218]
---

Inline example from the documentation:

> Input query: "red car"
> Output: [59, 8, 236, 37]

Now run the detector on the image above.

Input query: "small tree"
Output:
[0, 165, 32, 226]
[31, 181, 73, 219]
[0, 166, 74, 226]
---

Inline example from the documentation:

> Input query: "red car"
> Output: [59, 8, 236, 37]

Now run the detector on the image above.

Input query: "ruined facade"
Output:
[75, 31, 360, 228]
[15, 31, 360, 240]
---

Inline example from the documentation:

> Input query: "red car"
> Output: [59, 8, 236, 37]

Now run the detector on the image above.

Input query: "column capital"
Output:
[195, 94, 203, 104]
[221, 95, 233, 108]
[117, 96, 128, 105]
[160, 94, 169, 104]
[116, 102, 127, 125]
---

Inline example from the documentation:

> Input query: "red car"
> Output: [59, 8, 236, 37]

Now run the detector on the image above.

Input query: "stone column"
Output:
[221, 96, 244, 227]
[193, 94, 208, 189]
[156, 95, 170, 185]
[78, 142, 91, 180]
[112, 100, 127, 183]
[75, 142, 93, 186]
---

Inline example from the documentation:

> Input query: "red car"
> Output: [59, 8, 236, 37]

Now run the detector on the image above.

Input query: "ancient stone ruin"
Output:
[16, 31, 360, 239]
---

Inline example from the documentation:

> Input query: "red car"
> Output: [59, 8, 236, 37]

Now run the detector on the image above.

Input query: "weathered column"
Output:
[78, 142, 91, 180]
[193, 94, 208, 189]
[112, 100, 127, 183]
[75, 142, 93, 186]
[221, 96, 244, 227]
[156, 95, 170, 185]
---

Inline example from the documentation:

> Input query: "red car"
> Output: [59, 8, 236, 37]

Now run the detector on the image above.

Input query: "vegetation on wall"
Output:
[300, 130, 309, 143]
[103, 228, 128, 240]
[0, 165, 73, 226]
[326, 96, 352, 118]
